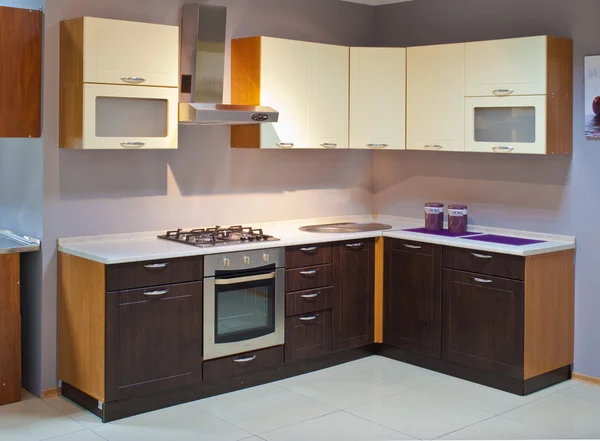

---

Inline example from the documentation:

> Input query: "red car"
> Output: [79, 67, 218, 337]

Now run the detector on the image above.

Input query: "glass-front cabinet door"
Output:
[465, 95, 546, 154]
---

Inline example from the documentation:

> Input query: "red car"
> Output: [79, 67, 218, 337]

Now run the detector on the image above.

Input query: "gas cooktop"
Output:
[157, 226, 280, 248]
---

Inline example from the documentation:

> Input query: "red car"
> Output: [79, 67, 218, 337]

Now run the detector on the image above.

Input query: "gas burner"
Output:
[157, 225, 280, 248]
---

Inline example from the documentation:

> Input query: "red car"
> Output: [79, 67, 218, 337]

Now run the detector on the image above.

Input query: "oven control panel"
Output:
[204, 247, 285, 276]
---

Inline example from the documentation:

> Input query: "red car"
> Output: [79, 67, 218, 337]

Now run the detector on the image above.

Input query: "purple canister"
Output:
[448, 205, 468, 235]
[425, 202, 444, 231]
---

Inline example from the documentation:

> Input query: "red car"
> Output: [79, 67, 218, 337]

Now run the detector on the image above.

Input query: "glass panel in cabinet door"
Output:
[474, 107, 536, 143]
[96, 97, 168, 137]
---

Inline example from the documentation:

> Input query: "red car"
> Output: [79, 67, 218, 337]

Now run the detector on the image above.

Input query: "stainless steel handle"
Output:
[321, 143, 337, 148]
[366, 143, 389, 148]
[301, 292, 320, 299]
[144, 263, 169, 269]
[121, 76, 146, 84]
[300, 315, 318, 321]
[120, 142, 146, 148]
[471, 253, 493, 259]
[492, 146, 515, 153]
[276, 143, 294, 148]
[300, 247, 318, 252]
[403, 244, 422, 249]
[215, 272, 276, 286]
[424, 144, 443, 150]
[234, 355, 257, 363]
[143, 289, 169, 297]
[493, 88, 515, 96]
[346, 243, 364, 249]
[299, 269, 318, 276]
[473, 278, 493, 284]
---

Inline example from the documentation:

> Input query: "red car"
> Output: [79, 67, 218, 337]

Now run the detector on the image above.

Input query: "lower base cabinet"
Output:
[285, 310, 332, 362]
[203, 346, 284, 382]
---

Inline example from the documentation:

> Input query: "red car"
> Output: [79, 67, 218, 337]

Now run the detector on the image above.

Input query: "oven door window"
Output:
[214, 269, 276, 344]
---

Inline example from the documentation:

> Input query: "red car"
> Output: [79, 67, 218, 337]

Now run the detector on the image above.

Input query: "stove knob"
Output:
[243, 256, 251, 265]
[263, 253, 271, 263]
[223, 258, 231, 267]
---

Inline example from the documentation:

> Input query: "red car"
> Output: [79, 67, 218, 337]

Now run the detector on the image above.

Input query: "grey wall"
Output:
[372, 0, 600, 377]
[40, 0, 375, 391]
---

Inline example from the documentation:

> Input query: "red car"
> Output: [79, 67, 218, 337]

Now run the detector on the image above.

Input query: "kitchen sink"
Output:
[299, 222, 393, 233]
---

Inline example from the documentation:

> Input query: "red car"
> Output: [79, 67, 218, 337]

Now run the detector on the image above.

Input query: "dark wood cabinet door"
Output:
[285, 310, 332, 362]
[443, 269, 524, 378]
[332, 240, 374, 351]
[106, 282, 203, 401]
[384, 239, 442, 358]
[0, 6, 41, 137]
[203, 346, 284, 382]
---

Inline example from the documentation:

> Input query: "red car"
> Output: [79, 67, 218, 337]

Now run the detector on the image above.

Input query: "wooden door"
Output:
[0, 6, 41, 138]
[333, 240, 374, 351]
[0, 254, 20, 405]
[350, 47, 406, 150]
[105, 282, 203, 401]
[384, 240, 442, 357]
[285, 310, 332, 362]
[443, 270, 524, 378]
[406, 43, 465, 152]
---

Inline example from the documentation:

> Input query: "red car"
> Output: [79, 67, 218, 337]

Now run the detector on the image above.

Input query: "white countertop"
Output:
[0, 229, 41, 255]
[57, 215, 575, 264]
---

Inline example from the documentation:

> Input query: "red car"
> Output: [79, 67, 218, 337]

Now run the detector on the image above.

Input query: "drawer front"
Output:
[386, 238, 434, 256]
[286, 264, 332, 292]
[106, 256, 203, 291]
[202, 345, 284, 382]
[286, 243, 332, 268]
[286, 287, 333, 316]
[443, 247, 524, 280]
[285, 310, 332, 362]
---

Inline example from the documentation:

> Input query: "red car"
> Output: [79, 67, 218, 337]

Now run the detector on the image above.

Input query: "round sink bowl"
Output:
[299, 222, 393, 233]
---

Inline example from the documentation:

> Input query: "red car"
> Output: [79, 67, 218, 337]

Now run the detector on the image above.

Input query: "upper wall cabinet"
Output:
[0, 6, 42, 138]
[350, 48, 406, 150]
[59, 17, 179, 150]
[407, 43, 465, 152]
[231, 37, 349, 149]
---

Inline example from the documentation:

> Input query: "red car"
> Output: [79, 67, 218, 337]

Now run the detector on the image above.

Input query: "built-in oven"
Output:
[203, 248, 285, 360]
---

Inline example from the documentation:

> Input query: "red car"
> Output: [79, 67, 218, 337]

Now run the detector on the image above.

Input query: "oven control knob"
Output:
[263, 253, 271, 263]
[243, 256, 251, 265]
[223, 258, 231, 267]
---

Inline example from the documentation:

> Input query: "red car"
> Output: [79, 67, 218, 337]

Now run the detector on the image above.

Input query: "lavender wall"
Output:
[373, 0, 600, 377]
[40, 0, 375, 391]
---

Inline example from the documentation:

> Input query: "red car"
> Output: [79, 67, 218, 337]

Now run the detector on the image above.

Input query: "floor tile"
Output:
[503, 392, 600, 438]
[92, 404, 250, 441]
[347, 388, 493, 440]
[438, 415, 567, 440]
[274, 366, 409, 409]
[561, 381, 600, 405]
[191, 384, 336, 434]
[260, 411, 416, 441]
[42, 429, 108, 440]
[44, 396, 102, 428]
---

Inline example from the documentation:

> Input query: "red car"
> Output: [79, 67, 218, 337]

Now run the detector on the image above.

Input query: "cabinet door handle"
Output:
[321, 143, 337, 148]
[473, 277, 493, 284]
[300, 247, 318, 252]
[300, 315, 318, 321]
[366, 143, 389, 148]
[471, 253, 492, 259]
[120, 141, 146, 148]
[424, 144, 443, 150]
[493, 88, 515, 96]
[120, 76, 146, 84]
[346, 243, 364, 249]
[492, 146, 514, 153]
[276, 142, 294, 148]
[301, 292, 320, 299]
[403, 244, 422, 249]
[143, 289, 169, 297]
[144, 263, 169, 269]
[299, 269, 318, 276]
[234, 355, 257, 363]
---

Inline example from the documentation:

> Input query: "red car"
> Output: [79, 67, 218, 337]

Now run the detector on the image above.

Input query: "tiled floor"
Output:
[2, 356, 600, 440]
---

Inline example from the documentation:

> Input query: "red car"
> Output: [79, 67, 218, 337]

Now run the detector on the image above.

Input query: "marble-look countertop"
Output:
[57, 215, 575, 264]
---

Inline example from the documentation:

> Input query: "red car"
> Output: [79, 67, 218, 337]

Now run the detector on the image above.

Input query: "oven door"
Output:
[203, 266, 285, 360]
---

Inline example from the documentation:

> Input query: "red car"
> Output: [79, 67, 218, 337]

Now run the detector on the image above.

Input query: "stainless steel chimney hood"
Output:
[179, 4, 279, 125]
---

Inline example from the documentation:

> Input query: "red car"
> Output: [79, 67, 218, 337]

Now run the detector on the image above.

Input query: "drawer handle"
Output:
[121, 76, 146, 84]
[321, 143, 337, 148]
[144, 263, 169, 269]
[301, 292, 320, 299]
[234, 355, 257, 363]
[300, 315, 318, 321]
[366, 143, 389, 148]
[471, 253, 492, 259]
[492, 146, 514, 153]
[276, 142, 294, 148]
[403, 244, 422, 249]
[473, 277, 493, 284]
[143, 289, 169, 297]
[346, 243, 364, 249]
[424, 144, 443, 150]
[300, 247, 318, 252]
[493, 88, 515, 96]
[120, 142, 146, 148]
[299, 269, 319, 276]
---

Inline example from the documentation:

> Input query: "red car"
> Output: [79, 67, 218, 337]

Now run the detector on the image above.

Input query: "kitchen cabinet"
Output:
[203, 346, 284, 382]
[0, 254, 20, 406]
[384, 239, 442, 358]
[332, 240, 375, 351]
[349, 47, 406, 150]
[285, 311, 332, 362]
[59, 17, 179, 149]
[0, 6, 42, 138]
[406, 43, 465, 152]
[230, 37, 349, 149]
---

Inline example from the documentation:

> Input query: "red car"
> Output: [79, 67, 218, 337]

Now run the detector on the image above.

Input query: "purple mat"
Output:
[402, 227, 482, 237]
[464, 234, 547, 246]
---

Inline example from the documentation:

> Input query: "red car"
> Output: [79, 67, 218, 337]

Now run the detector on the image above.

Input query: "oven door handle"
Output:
[214, 272, 276, 285]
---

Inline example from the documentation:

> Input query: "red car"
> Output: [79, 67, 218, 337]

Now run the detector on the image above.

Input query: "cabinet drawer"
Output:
[202, 346, 284, 382]
[286, 244, 332, 268]
[286, 287, 333, 316]
[286, 264, 332, 292]
[106, 256, 203, 291]
[443, 247, 524, 280]
[285, 310, 332, 362]
[387, 238, 434, 256]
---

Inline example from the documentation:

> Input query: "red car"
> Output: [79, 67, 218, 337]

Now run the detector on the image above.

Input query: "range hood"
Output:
[179, 4, 279, 126]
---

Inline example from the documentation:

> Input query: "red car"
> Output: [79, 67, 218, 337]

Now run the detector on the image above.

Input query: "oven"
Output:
[203, 248, 285, 360]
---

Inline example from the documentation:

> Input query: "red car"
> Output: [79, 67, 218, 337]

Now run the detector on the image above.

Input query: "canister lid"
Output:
[448, 205, 468, 210]
[425, 202, 444, 207]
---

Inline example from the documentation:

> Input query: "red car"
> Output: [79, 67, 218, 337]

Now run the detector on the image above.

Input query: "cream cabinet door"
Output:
[407, 43, 465, 152]
[259, 37, 309, 149]
[83, 83, 178, 150]
[349, 47, 406, 150]
[306, 43, 350, 149]
[83, 17, 179, 87]
[465, 36, 547, 97]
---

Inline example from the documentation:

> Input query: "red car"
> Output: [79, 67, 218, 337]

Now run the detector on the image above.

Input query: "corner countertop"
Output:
[57, 215, 576, 265]
[0, 229, 41, 255]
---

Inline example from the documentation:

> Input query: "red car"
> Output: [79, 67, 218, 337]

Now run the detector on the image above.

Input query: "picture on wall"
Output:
[585, 55, 600, 140]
